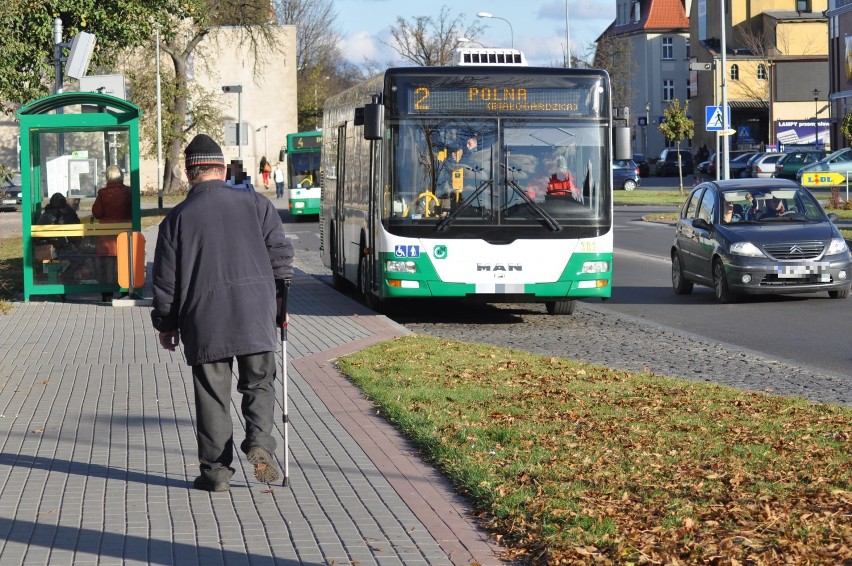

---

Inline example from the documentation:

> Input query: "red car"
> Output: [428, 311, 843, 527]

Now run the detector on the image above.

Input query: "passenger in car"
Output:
[743, 192, 758, 219]
[722, 199, 742, 224]
[763, 196, 785, 217]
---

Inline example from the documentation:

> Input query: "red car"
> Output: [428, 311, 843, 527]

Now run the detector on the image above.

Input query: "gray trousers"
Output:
[191, 351, 277, 482]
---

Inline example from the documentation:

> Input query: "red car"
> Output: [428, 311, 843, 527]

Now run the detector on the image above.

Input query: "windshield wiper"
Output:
[505, 179, 562, 232]
[435, 178, 493, 232]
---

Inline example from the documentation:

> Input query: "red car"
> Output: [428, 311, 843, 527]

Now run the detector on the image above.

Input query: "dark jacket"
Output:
[150, 179, 294, 365]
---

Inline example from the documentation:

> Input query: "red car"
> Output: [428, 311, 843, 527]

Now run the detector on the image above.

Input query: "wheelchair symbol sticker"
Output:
[394, 245, 420, 258]
[433, 245, 447, 259]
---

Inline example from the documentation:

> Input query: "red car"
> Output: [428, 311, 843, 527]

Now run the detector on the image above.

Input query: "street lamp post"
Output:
[222, 85, 243, 161]
[644, 101, 651, 157]
[812, 88, 820, 147]
[256, 125, 268, 159]
[477, 12, 513, 49]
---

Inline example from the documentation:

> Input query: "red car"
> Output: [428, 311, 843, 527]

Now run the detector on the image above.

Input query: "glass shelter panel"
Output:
[31, 129, 132, 287]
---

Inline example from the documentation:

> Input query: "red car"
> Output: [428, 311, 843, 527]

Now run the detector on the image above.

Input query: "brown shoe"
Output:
[246, 446, 279, 483]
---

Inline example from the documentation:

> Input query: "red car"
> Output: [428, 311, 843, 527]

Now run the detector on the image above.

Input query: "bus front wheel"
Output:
[545, 300, 575, 315]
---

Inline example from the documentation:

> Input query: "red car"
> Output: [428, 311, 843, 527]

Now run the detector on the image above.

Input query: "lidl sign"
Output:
[800, 172, 847, 187]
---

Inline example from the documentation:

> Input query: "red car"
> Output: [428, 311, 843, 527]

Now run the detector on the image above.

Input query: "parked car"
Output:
[0, 172, 21, 212]
[727, 152, 759, 178]
[655, 148, 694, 177]
[632, 153, 650, 177]
[613, 159, 640, 191]
[708, 150, 755, 178]
[748, 152, 784, 178]
[796, 147, 852, 183]
[696, 153, 713, 175]
[773, 149, 826, 179]
[671, 178, 852, 303]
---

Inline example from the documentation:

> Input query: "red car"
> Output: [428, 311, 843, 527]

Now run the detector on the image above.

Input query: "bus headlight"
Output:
[386, 260, 417, 273]
[581, 261, 609, 274]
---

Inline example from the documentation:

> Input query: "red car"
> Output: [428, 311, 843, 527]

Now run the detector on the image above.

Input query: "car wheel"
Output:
[828, 288, 850, 299]
[545, 300, 575, 315]
[671, 252, 693, 295]
[623, 179, 636, 191]
[713, 259, 737, 304]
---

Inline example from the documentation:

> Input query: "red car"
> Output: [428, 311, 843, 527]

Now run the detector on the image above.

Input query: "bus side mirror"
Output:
[613, 126, 631, 161]
[363, 102, 384, 141]
[354, 107, 364, 126]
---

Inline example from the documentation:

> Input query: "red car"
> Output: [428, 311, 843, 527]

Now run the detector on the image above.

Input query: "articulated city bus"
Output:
[320, 49, 629, 314]
[283, 130, 321, 216]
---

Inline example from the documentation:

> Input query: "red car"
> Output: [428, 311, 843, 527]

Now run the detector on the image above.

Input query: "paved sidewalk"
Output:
[0, 225, 506, 565]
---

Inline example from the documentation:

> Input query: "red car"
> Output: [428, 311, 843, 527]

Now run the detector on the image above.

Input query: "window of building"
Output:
[685, 38, 690, 59]
[662, 37, 673, 60]
[757, 64, 767, 80]
[730, 64, 739, 81]
[796, 0, 810, 12]
[663, 79, 674, 101]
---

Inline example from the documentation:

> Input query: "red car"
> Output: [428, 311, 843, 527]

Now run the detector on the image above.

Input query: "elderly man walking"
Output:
[151, 134, 294, 492]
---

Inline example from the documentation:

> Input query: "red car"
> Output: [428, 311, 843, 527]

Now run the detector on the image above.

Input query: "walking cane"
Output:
[278, 279, 291, 487]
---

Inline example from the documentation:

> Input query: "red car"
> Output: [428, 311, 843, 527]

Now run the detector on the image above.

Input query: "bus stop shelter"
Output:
[17, 92, 143, 302]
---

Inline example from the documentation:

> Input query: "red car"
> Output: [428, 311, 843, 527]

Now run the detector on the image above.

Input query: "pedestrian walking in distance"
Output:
[151, 134, 294, 492]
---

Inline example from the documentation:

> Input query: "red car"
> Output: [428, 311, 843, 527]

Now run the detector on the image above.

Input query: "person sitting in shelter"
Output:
[38, 192, 80, 226]
[92, 165, 132, 298]
[93, 165, 132, 254]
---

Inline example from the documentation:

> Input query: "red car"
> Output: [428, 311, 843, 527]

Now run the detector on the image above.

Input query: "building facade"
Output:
[605, 0, 693, 161]
[827, 0, 852, 150]
[690, 0, 828, 153]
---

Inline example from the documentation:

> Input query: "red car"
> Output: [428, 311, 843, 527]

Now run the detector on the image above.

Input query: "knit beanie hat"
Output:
[184, 134, 225, 168]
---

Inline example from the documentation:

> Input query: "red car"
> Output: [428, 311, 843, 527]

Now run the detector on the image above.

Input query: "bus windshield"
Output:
[289, 152, 321, 188]
[386, 117, 608, 237]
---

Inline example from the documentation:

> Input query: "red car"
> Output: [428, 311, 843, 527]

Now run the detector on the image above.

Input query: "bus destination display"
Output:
[294, 134, 321, 150]
[407, 86, 584, 115]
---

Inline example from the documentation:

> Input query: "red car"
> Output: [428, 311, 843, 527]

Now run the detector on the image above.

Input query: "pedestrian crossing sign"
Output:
[705, 105, 731, 131]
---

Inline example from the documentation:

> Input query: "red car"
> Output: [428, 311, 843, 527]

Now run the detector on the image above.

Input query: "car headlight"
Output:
[827, 237, 849, 255]
[730, 241, 765, 257]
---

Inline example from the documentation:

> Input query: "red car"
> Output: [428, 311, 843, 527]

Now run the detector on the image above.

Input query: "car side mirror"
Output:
[827, 212, 839, 223]
[693, 218, 711, 231]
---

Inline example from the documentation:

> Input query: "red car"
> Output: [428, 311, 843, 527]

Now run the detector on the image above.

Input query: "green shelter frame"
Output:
[17, 92, 143, 301]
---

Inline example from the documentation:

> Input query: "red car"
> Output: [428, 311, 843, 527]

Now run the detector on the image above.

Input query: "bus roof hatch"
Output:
[452, 47, 528, 66]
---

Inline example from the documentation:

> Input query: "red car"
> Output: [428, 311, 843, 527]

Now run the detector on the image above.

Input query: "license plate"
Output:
[1, 199, 17, 205]
[776, 265, 821, 278]
[294, 202, 304, 208]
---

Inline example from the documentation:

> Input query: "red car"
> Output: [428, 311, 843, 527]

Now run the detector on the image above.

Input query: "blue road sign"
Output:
[705, 105, 731, 131]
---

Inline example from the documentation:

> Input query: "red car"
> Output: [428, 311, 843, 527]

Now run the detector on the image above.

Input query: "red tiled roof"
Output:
[644, 0, 689, 29]
[606, 0, 689, 37]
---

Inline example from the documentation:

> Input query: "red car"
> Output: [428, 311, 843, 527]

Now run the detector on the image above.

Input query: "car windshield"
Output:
[720, 187, 826, 224]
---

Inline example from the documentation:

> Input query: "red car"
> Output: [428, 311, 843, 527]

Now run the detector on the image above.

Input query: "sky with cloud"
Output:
[334, 0, 617, 68]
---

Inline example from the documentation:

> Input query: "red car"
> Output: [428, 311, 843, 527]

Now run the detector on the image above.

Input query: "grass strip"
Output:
[339, 335, 852, 564]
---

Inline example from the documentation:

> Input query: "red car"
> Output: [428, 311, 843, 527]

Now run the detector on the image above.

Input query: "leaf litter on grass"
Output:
[339, 335, 852, 564]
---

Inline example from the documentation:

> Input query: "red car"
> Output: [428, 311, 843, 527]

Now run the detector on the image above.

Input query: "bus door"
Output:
[334, 124, 347, 276]
[365, 137, 381, 296]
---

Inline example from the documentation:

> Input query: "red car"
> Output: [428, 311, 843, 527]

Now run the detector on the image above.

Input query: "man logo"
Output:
[433, 245, 448, 259]
[476, 263, 522, 272]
